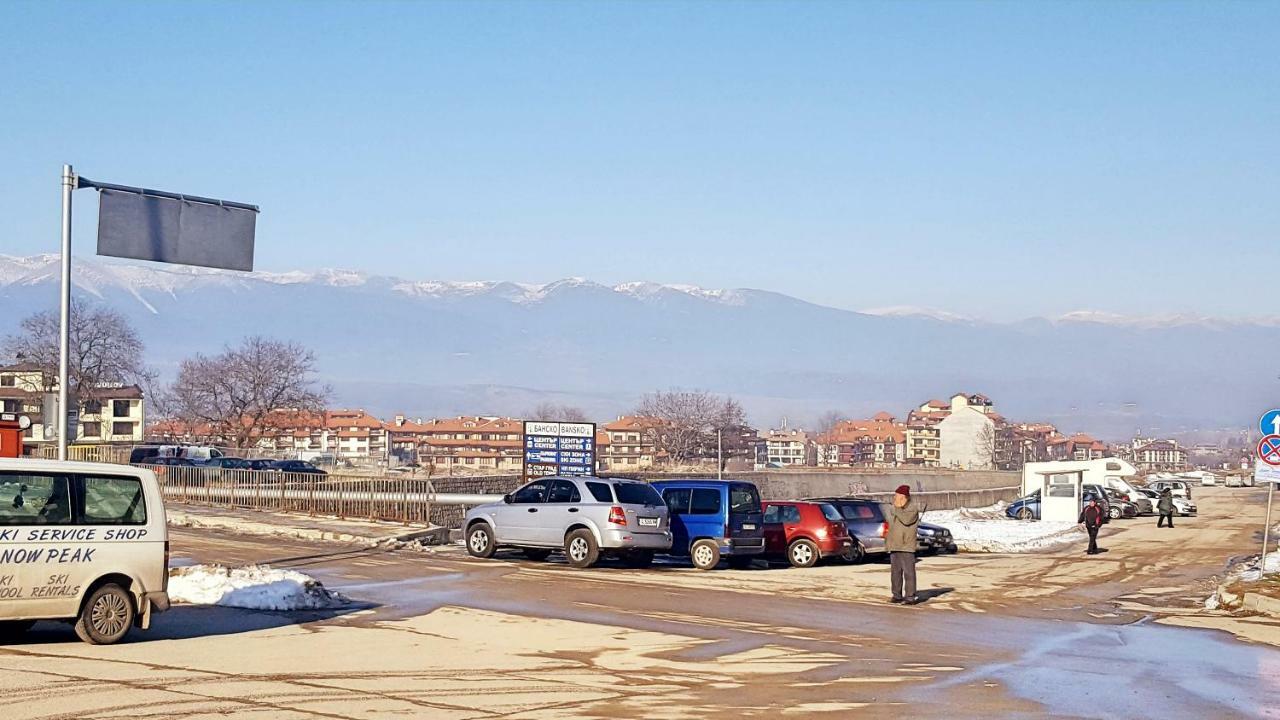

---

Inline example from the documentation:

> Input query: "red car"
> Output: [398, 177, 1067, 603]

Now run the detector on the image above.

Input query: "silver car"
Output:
[464, 476, 673, 568]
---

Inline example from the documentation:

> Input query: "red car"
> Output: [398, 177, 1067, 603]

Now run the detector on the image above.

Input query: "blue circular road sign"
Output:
[1262, 410, 1280, 437]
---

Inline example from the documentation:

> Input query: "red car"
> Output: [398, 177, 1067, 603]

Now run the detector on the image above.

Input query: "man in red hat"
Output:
[887, 484, 921, 605]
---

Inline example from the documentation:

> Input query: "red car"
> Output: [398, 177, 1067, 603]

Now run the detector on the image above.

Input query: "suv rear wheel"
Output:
[74, 584, 134, 645]
[564, 529, 600, 569]
[690, 539, 721, 571]
[841, 542, 865, 564]
[466, 523, 497, 559]
[788, 539, 819, 568]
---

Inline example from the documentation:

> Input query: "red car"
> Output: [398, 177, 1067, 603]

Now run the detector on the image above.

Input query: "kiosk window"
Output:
[0, 472, 72, 525]
[81, 475, 147, 524]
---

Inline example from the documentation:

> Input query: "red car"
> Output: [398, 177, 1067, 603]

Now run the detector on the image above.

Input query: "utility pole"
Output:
[717, 428, 723, 480]
[57, 164, 76, 461]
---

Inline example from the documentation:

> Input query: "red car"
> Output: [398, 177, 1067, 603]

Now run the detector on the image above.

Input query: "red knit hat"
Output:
[895, 485, 911, 497]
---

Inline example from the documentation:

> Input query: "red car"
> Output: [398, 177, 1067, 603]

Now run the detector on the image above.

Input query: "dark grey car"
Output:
[464, 476, 673, 569]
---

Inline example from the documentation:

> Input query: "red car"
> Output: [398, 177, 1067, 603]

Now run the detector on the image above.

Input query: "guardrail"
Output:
[145, 464, 515, 525]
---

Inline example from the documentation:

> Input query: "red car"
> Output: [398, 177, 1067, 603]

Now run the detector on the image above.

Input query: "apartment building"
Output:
[0, 363, 145, 449]
[1046, 432, 1107, 462]
[1130, 438, 1189, 472]
[817, 412, 906, 467]
[598, 416, 660, 471]
[762, 429, 815, 467]
[387, 416, 524, 473]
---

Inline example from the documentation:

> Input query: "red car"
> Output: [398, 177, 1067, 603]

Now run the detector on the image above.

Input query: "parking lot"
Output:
[2, 485, 1279, 719]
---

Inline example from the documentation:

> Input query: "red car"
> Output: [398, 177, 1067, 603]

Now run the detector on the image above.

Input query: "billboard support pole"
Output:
[57, 164, 76, 461]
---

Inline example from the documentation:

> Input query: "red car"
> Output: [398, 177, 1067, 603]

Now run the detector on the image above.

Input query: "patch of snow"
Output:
[923, 502, 1085, 553]
[861, 305, 975, 323]
[168, 564, 347, 610]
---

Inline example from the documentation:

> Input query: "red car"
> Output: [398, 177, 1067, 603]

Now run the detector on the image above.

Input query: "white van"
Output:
[0, 459, 169, 644]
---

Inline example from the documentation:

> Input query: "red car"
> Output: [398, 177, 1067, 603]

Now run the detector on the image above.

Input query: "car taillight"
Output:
[879, 522, 888, 538]
[608, 506, 627, 525]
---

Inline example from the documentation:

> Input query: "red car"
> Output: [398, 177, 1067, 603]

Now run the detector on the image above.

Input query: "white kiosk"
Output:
[1037, 470, 1086, 522]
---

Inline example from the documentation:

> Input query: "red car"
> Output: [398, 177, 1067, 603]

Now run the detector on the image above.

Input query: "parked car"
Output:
[463, 476, 672, 568]
[805, 497, 879, 561]
[1147, 479, 1192, 499]
[269, 460, 327, 475]
[1006, 487, 1110, 521]
[650, 480, 766, 570]
[245, 458, 277, 471]
[1101, 488, 1139, 519]
[201, 457, 251, 470]
[760, 501, 853, 568]
[917, 521, 958, 554]
[1136, 487, 1197, 516]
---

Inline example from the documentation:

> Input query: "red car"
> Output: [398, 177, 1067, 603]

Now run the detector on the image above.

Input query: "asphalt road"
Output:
[2, 486, 1279, 719]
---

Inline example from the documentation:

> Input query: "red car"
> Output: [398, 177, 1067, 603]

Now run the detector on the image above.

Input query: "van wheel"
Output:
[522, 548, 552, 561]
[466, 523, 497, 559]
[788, 539, 819, 568]
[564, 529, 600, 569]
[690, 539, 721, 571]
[0, 620, 34, 642]
[74, 584, 134, 645]
[727, 555, 755, 570]
[621, 550, 655, 569]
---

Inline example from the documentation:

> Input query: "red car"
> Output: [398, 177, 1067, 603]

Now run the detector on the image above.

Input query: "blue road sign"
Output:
[1261, 410, 1280, 438]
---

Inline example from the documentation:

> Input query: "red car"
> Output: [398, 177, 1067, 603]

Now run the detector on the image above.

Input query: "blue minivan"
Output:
[650, 479, 766, 570]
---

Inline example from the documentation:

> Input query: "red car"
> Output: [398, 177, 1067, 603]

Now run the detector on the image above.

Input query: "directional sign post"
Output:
[522, 421, 597, 480]
[1261, 410, 1280, 438]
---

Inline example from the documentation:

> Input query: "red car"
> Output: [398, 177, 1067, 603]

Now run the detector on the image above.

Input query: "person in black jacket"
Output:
[1156, 488, 1175, 528]
[1079, 498, 1105, 555]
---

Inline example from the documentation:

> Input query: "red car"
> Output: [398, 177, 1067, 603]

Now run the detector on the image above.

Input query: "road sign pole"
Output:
[57, 164, 75, 461]
[1263, 482, 1275, 577]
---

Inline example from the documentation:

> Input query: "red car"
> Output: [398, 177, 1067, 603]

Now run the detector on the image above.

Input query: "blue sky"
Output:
[1, 1, 1276, 320]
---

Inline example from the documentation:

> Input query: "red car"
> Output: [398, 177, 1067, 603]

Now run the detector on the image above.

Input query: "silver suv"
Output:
[464, 476, 672, 568]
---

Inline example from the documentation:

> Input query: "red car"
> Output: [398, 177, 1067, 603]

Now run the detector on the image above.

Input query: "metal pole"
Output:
[57, 164, 75, 461]
[1263, 483, 1275, 577]
[717, 429, 723, 480]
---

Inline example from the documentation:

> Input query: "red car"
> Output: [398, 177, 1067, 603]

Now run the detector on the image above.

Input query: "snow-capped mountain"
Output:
[2, 254, 1276, 436]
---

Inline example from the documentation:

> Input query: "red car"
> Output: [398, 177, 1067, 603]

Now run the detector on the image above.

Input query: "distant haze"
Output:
[2, 255, 1277, 439]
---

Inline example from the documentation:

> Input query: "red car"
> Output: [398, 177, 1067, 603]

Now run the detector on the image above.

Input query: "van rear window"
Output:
[729, 484, 761, 513]
[840, 503, 880, 521]
[613, 482, 662, 507]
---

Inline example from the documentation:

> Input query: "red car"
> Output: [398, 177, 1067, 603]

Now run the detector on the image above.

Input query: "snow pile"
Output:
[168, 564, 348, 611]
[1239, 553, 1280, 583]
[923, 502, 1085, 553]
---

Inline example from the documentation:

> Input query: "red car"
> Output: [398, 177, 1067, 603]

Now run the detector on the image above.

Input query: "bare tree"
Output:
[168, 337, 328, 450]
[975, 422, 997, 470]
[814, 410, 844, 435]
[636, 390, 746, 464]
[3, 301, 147, 402]
[524, 402, 588, 423]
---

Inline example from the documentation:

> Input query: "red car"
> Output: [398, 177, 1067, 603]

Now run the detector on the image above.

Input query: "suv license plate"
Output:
[741, 523, 756, 530]
[638, 517, 659, 527]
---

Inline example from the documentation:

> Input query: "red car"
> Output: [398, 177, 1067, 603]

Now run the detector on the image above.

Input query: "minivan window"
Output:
[511, 481, 550, 504]
[840, 504, 878, 520]
[819, 503, 842, 522]
[662, 488, 691, 514]
[690, 488, 722, 515]
[0, 472, 72, 525]
[546, 480, 581, 504]
[586, 481, 614, 503]
[729, 483, 761, 513]
[613, 482, 662, 506]
[81, 476, 147, 525]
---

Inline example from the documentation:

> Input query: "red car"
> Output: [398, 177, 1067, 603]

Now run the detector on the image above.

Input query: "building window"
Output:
[112, 400, 131, 417]
[80, 422, 101, 438]
[0, 376, 13, 387]
[83, 400, 103, 415]
[112, 422, 134, 436]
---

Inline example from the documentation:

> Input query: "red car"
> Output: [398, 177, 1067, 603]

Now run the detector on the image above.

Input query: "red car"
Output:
[761, 501, 853, 567]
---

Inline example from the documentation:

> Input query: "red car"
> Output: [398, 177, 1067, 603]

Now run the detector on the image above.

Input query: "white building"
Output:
[937, 393, 999, 470]
[763, 429, 814, 467]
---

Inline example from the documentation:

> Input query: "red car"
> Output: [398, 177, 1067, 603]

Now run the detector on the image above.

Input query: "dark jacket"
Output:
[1078, 503, 1105, 529]
[886, 499, 920, 552]
[1157, 491, 1174, 514]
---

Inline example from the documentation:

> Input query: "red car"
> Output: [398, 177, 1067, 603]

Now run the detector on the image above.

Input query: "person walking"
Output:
[887, 484, 921, 605]
[1156, 488, 1175, 528]
[1079, 497, 1105, 555]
